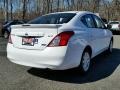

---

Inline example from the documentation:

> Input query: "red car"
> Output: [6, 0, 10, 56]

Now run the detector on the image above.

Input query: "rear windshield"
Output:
[109, 22, 119, 24]
[28, 13, 76, 24]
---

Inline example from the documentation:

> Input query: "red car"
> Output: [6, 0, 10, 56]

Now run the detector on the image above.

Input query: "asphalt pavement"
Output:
[0, 35, 120, 90]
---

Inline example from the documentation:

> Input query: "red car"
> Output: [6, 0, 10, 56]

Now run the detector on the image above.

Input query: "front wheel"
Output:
[78, 50, 91, 74]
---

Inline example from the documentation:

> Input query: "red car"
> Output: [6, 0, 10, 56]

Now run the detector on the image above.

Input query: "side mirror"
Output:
[107, 24, 112, 29]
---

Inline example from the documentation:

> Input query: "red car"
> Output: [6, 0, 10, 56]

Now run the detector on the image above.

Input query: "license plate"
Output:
[22, 37, 35, 46]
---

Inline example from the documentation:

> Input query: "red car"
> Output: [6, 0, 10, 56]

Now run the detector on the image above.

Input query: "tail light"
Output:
[48, 31, 74, 47]
[8, 34, 13, 44]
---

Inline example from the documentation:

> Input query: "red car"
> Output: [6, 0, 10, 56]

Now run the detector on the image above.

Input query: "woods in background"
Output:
[0, 0, 120, 22]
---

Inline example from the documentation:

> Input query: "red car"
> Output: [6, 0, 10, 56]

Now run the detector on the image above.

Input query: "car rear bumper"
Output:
[7, 44, 78, 70]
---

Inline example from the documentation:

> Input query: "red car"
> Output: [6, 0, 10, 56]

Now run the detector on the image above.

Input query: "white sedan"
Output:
[109, 21, 120, 31]
[7, 11, 113, 74]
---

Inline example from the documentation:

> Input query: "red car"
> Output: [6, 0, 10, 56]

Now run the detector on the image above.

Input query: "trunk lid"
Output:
[11, 24, 62, 50]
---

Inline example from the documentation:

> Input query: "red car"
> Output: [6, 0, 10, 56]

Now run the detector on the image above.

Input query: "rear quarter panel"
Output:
[63, 28, 90, 68]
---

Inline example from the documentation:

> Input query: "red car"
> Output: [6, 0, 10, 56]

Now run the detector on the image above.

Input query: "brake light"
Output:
[48, 31, 74, 47]
[8, 34, 13, 44]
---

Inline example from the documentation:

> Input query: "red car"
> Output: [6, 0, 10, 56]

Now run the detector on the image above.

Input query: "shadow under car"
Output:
[28, 48, 120, 84]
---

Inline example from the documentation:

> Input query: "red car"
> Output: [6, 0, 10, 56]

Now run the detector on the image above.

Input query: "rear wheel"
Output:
[79, 50, 91, 74]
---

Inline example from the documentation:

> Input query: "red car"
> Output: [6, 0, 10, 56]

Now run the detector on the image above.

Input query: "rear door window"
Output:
[28, 13, 76, 24]
[81, 14, 95, 28]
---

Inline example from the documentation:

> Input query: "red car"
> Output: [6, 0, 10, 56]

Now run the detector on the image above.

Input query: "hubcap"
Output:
[82, 52, 90, 72]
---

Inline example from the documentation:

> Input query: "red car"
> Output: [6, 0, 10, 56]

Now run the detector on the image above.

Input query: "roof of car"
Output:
[109, 21, 120, 22]
[45, 11, 94, 15]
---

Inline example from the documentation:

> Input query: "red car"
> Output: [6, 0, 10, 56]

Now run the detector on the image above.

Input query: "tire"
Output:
[107, 40, 113, 54]
[4, 31, 9, 39]
[78, 50, 91, 74]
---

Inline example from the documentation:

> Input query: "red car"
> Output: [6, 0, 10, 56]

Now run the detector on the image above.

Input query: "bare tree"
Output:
[0, 0, 119, 22]
[22, 0, 28, 20]
[10, 0, 13, 20]
[4, 0, 9, 21]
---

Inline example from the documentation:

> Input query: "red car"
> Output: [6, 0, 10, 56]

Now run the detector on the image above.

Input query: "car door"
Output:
[81, 14, 103, 55]
[92, 15, 109, 50]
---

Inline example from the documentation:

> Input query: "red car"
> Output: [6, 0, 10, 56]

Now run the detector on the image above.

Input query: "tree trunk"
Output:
[10, 0, 13, 20]
[4, 0, 9, 21]
[22, 0, 27, 20]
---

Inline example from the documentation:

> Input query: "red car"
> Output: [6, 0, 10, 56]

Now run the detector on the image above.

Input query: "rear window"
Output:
[109, 22, 119, 24]
[28, 13, 76, 24]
